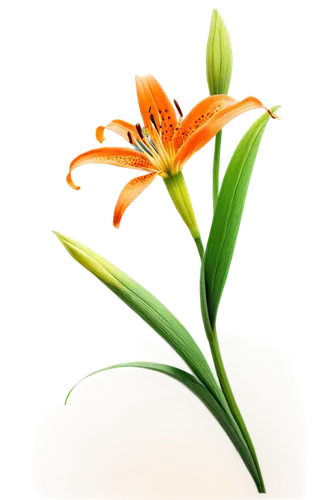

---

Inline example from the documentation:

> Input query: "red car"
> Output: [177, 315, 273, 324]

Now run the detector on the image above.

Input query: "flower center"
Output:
[129, 121, 174, 177]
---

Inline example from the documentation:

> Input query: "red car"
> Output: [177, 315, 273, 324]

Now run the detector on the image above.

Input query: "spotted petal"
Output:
[113, 172, 157, 228]
[67, 147, 157, 190]
[173, 95, 238, 152]
[175, 97, 274, 168]
[96, 120, 140, 145]
[135, 74, 177, 146]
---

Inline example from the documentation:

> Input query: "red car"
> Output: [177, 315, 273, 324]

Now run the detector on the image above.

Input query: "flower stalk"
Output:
[163, 171, 204, 258]
[212, 130, 222, 209]
[200, 290, 266, 492]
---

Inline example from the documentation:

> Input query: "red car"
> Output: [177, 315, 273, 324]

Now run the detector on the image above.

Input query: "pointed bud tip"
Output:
[49, 228, 61, 239]
[53, 232, 77, 250]
[211, 5, 222, 14]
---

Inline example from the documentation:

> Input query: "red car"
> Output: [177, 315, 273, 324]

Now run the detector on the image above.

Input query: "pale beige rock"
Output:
[33, 335, 306, 498]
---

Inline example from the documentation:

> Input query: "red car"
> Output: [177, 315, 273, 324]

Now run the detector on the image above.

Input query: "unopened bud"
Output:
[206, 9, 233, 95]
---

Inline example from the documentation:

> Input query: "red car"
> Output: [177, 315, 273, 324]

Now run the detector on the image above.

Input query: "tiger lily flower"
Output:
[67, 75, 276, 253]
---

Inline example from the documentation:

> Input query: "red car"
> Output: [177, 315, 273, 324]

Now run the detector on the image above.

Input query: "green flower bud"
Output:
[206, 8, 233, 95]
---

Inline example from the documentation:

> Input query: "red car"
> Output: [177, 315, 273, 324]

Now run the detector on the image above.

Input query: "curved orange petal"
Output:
[113, 172, 157, 228]
[135, 74, 177, 146]
[96, 120, 140, 144]
[173, 95, 238, 152]
[67, 147, 157, 190]
[175, 97, 273, 169]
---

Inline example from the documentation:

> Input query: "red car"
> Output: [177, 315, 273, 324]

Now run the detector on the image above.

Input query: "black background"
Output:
[31, 0, 312, 490]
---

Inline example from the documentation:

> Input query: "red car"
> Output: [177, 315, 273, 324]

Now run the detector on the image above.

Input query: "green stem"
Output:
[199, 262, 266, 493]
[212, 130, 222, 210]
[194, 236, 204, 260]
[209, 328, 266, 493]
[164, 172, 204, 259]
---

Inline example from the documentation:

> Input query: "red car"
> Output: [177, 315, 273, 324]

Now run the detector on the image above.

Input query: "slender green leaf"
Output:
[200, 108, 280, 493]
[54, 232, 224, 407]
[65, 361, 261, 489]
[55, 233, 264, 489]
[202, 106, 281, 331]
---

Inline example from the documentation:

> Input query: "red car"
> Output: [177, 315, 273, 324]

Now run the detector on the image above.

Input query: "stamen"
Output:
[267, 109, 281, 120]
[136, 117, 173, 175]
[132, 137, 159, 167]
[148, 120, 172, 170]
[133, 126, 161, 164]
[146, 135, 158, 153]
[135, 141, 153, 157]
[150, 114, 159, 132]
[173, 99, 183, 117]
[127, 131, 133, 144]
[135, 124, 161, 161]
[135, 123, 144, 139]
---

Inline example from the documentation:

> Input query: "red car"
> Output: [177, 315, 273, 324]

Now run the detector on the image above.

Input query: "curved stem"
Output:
[199, 262, 266, 493]
[210, 129, 225, 210]
[193, 237, 205, 260]
[209, 327, 266, 493]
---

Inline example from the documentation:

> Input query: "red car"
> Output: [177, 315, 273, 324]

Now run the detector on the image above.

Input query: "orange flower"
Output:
[67, 75, 275, 229]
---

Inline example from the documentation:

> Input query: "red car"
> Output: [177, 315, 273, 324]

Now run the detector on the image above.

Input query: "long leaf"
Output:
[54, 233, 262, 489]
[199, 106, 279, 493]
[202, 106, 281, 331]
[54, 232, 224, 407]
[65, 360, 261, 489]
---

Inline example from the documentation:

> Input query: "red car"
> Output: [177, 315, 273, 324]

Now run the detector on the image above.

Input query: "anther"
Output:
[135, 123, 144, 139]
[150, 113, 159, 131]
[148, 106, 152, 113]
[173, 99, 183, 117]
[127, 131, 133, 144]
[267, 109, 274, 119]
